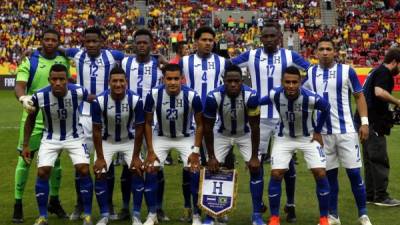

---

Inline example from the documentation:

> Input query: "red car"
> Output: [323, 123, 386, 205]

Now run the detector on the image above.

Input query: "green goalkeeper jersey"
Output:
[16, 50, 70, 128]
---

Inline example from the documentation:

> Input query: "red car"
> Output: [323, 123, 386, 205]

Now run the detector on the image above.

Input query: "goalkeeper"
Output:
[12, 28, 70, 223]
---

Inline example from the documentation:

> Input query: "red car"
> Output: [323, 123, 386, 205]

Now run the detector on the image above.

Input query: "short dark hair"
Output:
[162, 63, 181, 76]
[134, 29, 153, 40]
[383, 48, 400, 64]
[282, 66, 301, 79]
[176, 41, 187, 54]
[109, 66, 126, 79]
[84, 26, 103, 39]
[50, 64, 68, 76]
[224, 64, 242, 78]
[42, 28, 60, 40]
[263, 20, 281, 31]
[317, 36, 334, 47]
[194, 26, 215, 40]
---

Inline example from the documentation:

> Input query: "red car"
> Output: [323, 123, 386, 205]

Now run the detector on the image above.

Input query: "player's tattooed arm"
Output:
[93, 123, 107, 178]
[143, 112, 159, 174]
[131, 122, 145, 176]
[188, 112, 203, 172]
[203, 116, 219, 172]
[21, 109, 39, 164]
[248, 114, 261, 173]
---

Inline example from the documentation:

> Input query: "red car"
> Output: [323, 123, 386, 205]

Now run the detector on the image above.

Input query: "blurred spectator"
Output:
[288, 33, 294, 50]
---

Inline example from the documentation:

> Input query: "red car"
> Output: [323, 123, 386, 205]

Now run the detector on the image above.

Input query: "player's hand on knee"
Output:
[311, 132, 324, 147]
[21, 148, 31, 164]
[144, 151, 160, 173]
[359, 125, 369, 142]
[93, 158, 107, 179]
[188, 153, 201, 172]
[130, 156, 144, 176]
[248, 156, 261, 173]
[144, 152, 159, 174]
[19, 95, 36, 113]
[207, 157, 220, 173]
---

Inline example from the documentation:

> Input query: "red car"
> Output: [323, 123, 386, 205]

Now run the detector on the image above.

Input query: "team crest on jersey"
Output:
[121, 103, 129, 112]
[293, 103, 302, 112]
[199, 169, 238, 217]
[273, 55, 281, 64]
[144, 66, 152, 75]
[208, 61, 215, 69]
[63, 99, 73, 108]
[328, 70, 336, 79]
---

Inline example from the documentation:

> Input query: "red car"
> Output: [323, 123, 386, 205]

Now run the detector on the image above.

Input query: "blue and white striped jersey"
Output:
[66, 48, 124, 95]
[144, 85, 203, 138]
[231, 48, 310, 119]
[92, 89, 144, 143]
[203, 85, 259, 136]
[121, 56, 163, 98]
[32, 84, 88, 141]
[179, 53, 227, 105]
[303, 63, 362, 134]
[260, 87, 330, 137]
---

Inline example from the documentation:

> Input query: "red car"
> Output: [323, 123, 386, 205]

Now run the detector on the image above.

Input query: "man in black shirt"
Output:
[360, 48, 400, 206]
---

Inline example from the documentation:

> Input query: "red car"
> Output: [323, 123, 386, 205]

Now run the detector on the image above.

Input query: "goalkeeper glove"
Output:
[19, 95, 36, 113]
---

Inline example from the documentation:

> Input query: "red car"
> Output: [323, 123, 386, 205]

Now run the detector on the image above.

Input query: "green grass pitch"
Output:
[0, 90, 399, 225]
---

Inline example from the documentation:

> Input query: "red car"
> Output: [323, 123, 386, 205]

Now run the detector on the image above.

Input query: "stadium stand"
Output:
[1, 0, 400, 72]
[0, 1, 54, 67]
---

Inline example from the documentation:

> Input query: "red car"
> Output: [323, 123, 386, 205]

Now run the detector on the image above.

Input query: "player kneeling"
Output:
[91, 66, 145, 225]
[203, 65, 263, 225]
[22, 64, 93, 225]
[261, 66, 331, 225]
[131, 64, 203, 225]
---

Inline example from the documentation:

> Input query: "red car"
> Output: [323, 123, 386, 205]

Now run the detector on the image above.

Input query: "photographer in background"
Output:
[357, 48, 400, 207]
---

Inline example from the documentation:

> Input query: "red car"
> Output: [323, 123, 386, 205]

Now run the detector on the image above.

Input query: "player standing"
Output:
[13, 28, 69, 223]
[21, 64, 93, 225]
[179, 26, 227, 221]
[303, 37, 372, 225]
[203, 65, 263, 225]
[121, 29, 167, 221]
[135, 64, 203, 225]
[91, 66, 145, 225]
[261, 66, 331, 225]
[65, 27, 125, 220]
[231, 22, 310, 222]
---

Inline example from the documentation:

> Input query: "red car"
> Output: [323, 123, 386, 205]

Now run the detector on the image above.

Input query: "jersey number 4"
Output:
[202, 72, 207, 82]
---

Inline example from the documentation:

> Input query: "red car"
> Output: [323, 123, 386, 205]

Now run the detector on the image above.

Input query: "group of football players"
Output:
[12, 21, 383, 225]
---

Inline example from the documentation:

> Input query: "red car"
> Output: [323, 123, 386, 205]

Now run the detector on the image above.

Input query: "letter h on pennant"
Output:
[212, 181, 223, 195]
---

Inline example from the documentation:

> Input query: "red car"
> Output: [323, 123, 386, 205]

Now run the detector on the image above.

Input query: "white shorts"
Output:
[37, 137, 90, 167]
[214, 132, 253, 163]
[322, 133, 362, 170]
[94, 140, 134, 170]
[153, 135, 194, 167]
[259, 118, 279, 154]
[271, 135, 326, 169]
[79, 115, 94, 152]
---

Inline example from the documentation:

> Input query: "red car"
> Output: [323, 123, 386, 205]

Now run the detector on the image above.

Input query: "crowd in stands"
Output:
[146, 0, 321, 58]
[2, 0, 400, 74]
[0, 0, 53, 74]
[54, 0, 140, 54]
[300, 0, 400, 66]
